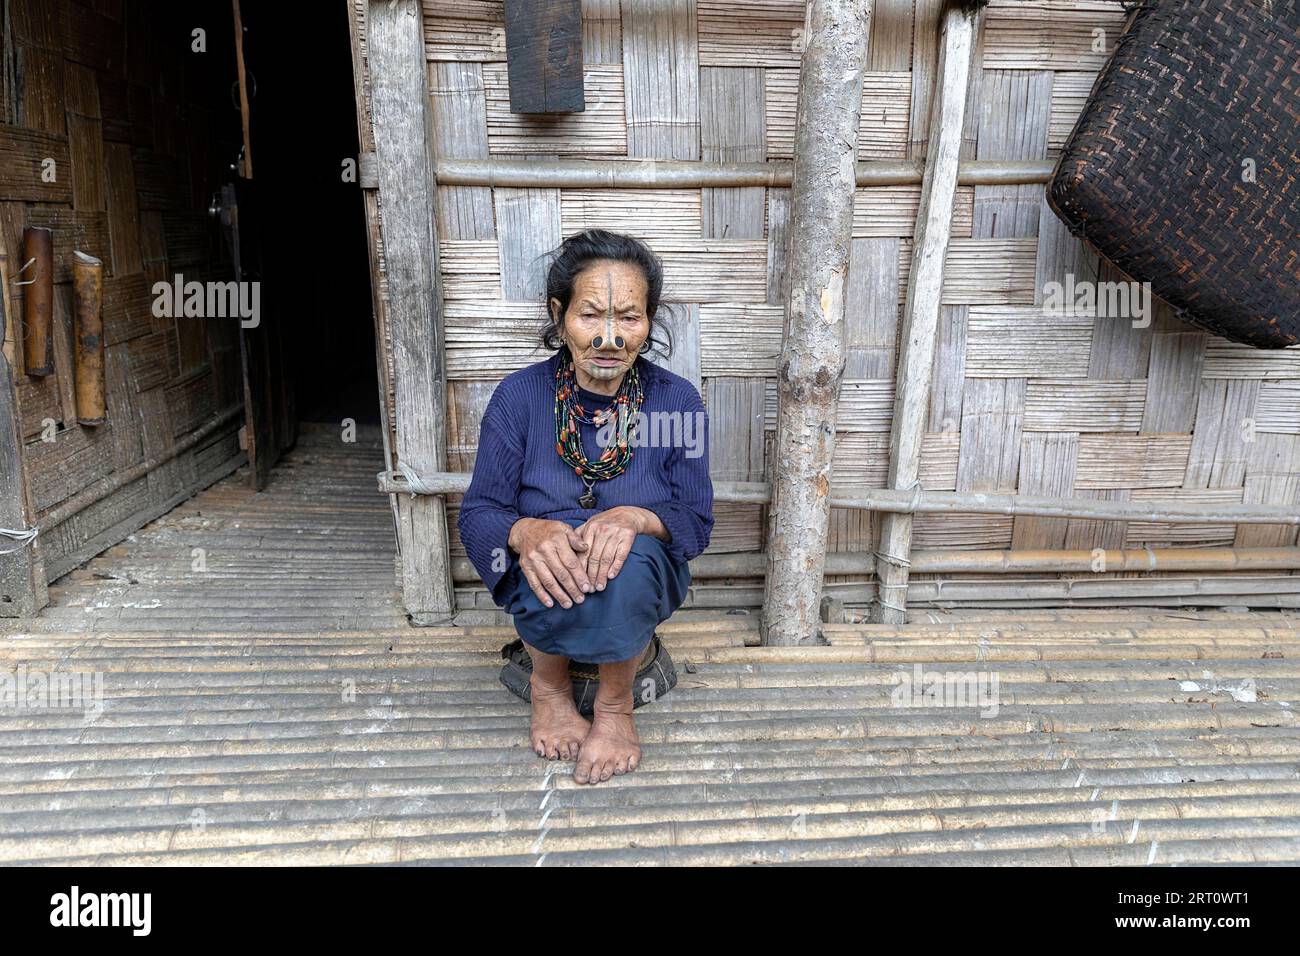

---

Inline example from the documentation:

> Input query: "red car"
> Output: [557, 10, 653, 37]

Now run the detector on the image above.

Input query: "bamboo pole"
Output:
[430, 158, 1054, 189]
[377, 471, 1300, 525]
[874, 1, 984, 625]
[19, 226, 53, 377]
[761, 0, 872, 647]
[448, 547, 1300, 583]
[72, 251, 105, 426]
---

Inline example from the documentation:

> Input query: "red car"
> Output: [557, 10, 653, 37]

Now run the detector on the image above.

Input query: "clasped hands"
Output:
[507, 506, 655, 609]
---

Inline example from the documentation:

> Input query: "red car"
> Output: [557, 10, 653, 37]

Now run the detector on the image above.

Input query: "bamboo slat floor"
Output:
[1, 425, 1298, 865]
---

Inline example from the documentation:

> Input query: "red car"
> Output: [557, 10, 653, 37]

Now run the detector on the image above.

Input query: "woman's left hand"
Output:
[576, 506, 645, 591]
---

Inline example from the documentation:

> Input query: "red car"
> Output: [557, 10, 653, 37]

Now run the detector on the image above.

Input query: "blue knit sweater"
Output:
[458, 349, 714, 605]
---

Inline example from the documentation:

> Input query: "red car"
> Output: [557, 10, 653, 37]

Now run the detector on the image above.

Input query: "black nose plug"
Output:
[591, 336, 624, 348]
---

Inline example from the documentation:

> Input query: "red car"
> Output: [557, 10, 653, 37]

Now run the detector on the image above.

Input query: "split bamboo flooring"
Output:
[1, 426, 1297, 865]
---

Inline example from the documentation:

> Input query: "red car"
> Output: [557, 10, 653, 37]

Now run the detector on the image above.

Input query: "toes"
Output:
[573, 758, 593, 784]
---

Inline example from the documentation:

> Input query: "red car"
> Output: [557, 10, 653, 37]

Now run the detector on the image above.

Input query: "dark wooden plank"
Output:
[503, 0, 585, 113]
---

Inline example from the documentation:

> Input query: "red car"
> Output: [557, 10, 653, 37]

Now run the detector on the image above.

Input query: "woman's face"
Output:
[552, 260, 651, 393]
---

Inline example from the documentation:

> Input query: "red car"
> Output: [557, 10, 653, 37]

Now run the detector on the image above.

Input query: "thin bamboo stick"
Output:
[431, 157, 1054, 188]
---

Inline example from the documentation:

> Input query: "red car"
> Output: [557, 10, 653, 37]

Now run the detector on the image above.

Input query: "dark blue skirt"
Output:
[500, 518, 691, 664]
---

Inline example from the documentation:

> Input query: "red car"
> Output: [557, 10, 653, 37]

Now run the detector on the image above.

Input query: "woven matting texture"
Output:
[1049, 0, 1300, 348]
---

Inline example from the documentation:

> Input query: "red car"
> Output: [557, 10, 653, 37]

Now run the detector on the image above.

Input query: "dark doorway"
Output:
[237, 3, 379, 430]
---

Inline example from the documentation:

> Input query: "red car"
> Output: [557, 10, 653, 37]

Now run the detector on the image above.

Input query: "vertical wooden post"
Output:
[1, 243, 47, 617]
[873, 1, 984, 624]
[761, 0, 872, 646]
[367, 0, 455, 625]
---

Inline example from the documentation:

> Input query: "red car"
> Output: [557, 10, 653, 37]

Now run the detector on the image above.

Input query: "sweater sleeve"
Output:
[643, 384, 714, 564]
[457, 385, 526, 605]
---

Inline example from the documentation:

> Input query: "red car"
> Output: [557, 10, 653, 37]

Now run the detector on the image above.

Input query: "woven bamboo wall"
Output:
[0, 0, 245, 583]
[350, 0, 1300, 610]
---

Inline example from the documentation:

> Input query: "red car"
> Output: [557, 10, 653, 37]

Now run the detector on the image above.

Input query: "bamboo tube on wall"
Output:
[72, 252, 105, 425]
[20, 227, 53, 377]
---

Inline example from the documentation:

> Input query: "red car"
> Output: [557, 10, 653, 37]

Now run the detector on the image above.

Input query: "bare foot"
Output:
[573, 706, 641, 784]
[529, 675, 591, 760]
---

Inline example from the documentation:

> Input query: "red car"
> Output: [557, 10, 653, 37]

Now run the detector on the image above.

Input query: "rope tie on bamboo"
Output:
[874, 480, 923, 614]
[11, 256, 36, 287]
[0, 525, 38, 555]
[392, 462, 438, 498]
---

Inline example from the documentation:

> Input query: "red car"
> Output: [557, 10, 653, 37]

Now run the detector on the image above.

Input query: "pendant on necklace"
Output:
[579, 478, 597, 509]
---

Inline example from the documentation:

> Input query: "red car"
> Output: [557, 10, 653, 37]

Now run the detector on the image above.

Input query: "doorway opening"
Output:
[239, 2, 379, 436]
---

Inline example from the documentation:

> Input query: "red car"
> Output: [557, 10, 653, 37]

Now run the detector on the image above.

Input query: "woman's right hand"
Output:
[508, 518, 593, 609]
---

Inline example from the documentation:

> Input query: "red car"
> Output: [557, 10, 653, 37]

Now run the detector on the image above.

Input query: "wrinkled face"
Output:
[552, 260, 651, 393]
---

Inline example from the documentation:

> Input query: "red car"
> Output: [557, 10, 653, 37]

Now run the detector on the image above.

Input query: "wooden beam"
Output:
[760, 0, 872, 647]
[503, 0, 585, 114]
[872, 1, 984, 624]
[367, 0, 456, 625]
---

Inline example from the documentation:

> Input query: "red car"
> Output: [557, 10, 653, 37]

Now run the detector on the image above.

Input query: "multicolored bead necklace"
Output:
[553, 348, 643, 508]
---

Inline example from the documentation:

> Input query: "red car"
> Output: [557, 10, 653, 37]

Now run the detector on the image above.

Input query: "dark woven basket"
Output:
[1047, 0, 1300, 348]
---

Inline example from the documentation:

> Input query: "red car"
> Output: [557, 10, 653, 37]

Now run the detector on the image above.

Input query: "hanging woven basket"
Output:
[1047, 0, 1300, 349]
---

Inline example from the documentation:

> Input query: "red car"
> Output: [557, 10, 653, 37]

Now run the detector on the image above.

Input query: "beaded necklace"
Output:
[553, 348, 643, 508]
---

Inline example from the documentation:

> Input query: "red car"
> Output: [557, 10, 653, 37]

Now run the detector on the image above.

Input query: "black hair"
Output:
[538, 228, 674, 359]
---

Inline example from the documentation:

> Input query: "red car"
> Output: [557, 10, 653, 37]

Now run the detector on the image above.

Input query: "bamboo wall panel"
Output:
[972, 69, 1050, 238]
[0, 0, 243, 585]
[561, 189, 702, 239]
[698, 0, 805, 69]
[1256, 382, 1300, 435]
[482, 62, 626, 156]
[765, 68, 911, 159]
[1236, 434, 1300, 550]
[1125, 488, 1244, 548]
[982, 1, 1126, 71]
[845, 237, 900, 379]
[1075, 436, 1194, 491]
[700, 67, 765, 239]
[1012, 431, 1078, 549]
[431, 62, 495, 240]
[622, 0, 700, 160]
[353, 0, 1300, 603]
